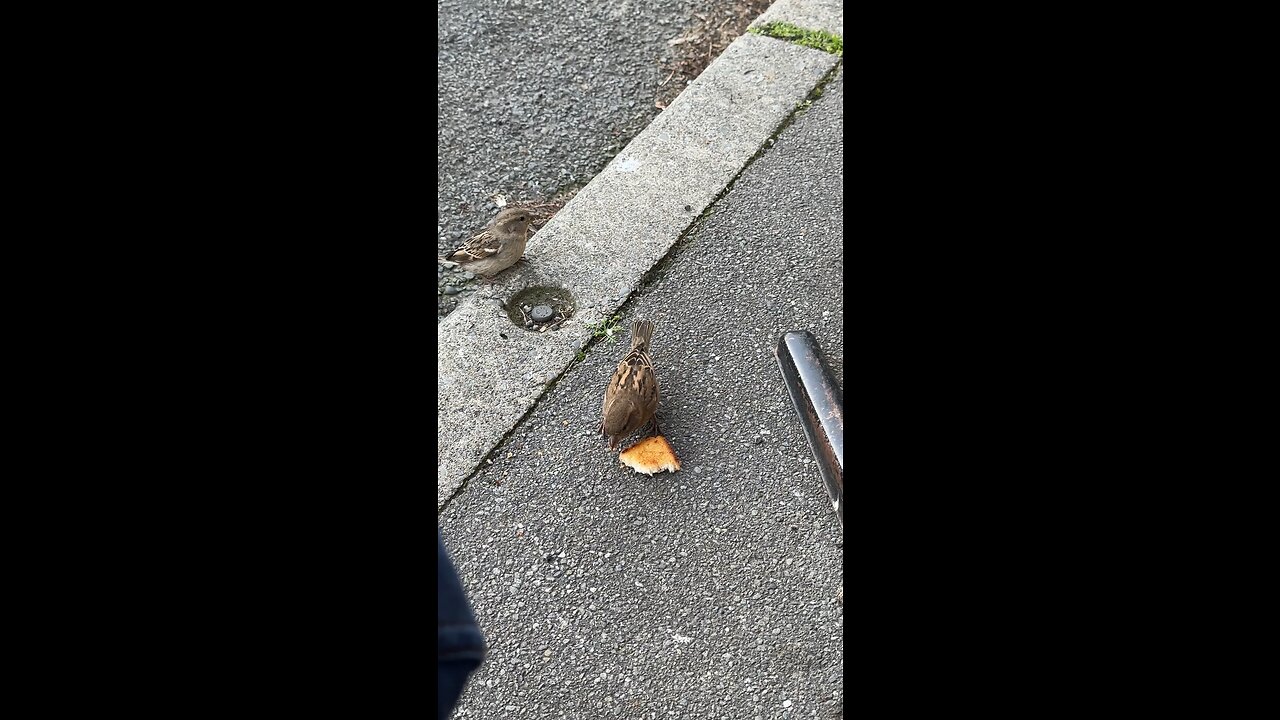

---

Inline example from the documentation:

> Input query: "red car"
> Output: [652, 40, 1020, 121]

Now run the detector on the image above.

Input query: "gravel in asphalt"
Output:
[440, 62, 844, 720]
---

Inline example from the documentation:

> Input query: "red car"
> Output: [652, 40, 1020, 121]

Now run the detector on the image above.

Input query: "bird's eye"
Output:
[519, 216, 527, 222]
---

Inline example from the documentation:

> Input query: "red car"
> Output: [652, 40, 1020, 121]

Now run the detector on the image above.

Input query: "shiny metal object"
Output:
[775, 331, 843, 529]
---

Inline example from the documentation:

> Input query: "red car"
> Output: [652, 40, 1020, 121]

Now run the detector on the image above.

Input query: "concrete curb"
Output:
[749, 0, 843, 38]
[437, 10, 842, 510]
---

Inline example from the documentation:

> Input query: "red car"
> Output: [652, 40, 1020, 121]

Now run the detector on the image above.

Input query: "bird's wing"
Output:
[449, 229, 504, 261]
[606, 349, 657, 413]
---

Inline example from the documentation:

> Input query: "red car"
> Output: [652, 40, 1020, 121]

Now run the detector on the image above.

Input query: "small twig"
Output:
[658, 68, 676, 87]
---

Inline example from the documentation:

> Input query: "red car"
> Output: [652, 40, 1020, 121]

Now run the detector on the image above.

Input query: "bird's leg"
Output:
[644, 417, 662, 437]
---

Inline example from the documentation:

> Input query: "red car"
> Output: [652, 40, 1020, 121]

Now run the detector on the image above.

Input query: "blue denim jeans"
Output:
[438, 529, 485, 720]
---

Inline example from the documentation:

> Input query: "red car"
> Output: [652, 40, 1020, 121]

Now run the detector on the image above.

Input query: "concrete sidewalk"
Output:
[438, 2, 844, 710]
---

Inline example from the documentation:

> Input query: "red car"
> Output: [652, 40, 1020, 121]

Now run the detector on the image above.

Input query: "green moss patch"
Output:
[749, 21, 843, 56]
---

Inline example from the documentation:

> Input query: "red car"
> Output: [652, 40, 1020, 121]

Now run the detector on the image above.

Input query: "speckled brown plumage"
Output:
[601, 320, 659, 451]
[439, 207, 534, 278]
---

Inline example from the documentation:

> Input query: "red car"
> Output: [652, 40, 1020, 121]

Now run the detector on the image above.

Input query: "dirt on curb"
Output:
[654, 1, 772, 110]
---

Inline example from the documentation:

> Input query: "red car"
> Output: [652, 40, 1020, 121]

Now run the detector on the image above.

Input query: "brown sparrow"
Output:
[600, 320, 660, 451]
[438, 207, 534, 279]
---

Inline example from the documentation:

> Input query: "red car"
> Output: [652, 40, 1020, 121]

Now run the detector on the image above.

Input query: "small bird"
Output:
[438, 207, 535, 279]
[600, 320, 660, 451]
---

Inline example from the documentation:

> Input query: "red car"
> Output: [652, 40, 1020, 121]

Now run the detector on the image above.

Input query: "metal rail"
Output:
[775, 331, 843, 529]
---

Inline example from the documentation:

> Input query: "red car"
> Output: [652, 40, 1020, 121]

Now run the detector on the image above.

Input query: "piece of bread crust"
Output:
[619, 435, 681, 475]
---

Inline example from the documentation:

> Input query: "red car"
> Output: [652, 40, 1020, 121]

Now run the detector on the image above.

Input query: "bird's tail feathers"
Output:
[630, 319, 654, 350]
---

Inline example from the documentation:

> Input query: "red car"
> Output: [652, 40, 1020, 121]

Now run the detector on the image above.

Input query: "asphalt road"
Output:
[437, 0, 769, 318]
[440, 65, 845, 720]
